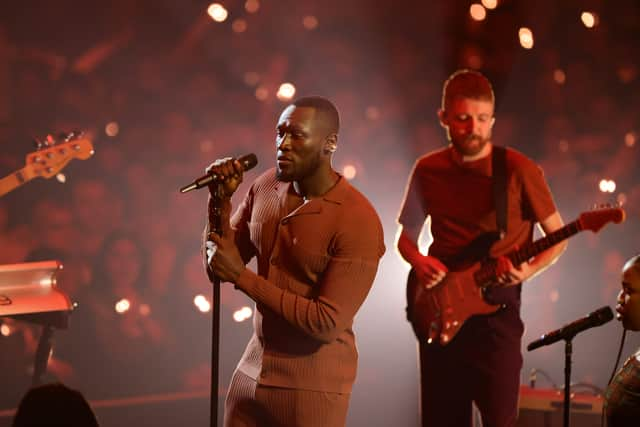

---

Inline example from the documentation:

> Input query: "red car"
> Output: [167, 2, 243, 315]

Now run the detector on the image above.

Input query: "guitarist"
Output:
[396, 69, 567, 427]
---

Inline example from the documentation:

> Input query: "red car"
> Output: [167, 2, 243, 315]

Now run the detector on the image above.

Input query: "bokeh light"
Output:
[243, 71, 260, 86]
[255, 85, 269, 101]
[599, 179, 616, 193]
[233, 306, 253, 322]
[194, 294, 211, 313]
[207, 3, 228, 22]
[470, 4, 487, 21]
[303, 15, 319, 30]
[553, 69, 566, 84]
[245, 0, 260, 13]
[343, 164, 357, 180]
[365, 106, 380, 121]
[0, 324, 11, 336]
[139, 303, 151, 316]
[115, 298, 131, 314]
[481, 0, 498, 10]
[105, 121, 119, 137]
[276, 83, 296, 101]
[581, 12, 598, 28]
[519, 27, 534, 49]
[232, 19, 248, 33]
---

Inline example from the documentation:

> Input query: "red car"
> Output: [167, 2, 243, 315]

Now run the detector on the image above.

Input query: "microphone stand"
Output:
[208, 183, 223, 427]
[563, 338, 573, 427]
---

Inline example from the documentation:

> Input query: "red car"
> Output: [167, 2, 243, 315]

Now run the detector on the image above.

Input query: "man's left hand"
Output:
[206, 229, 245, 283]
[494, 255, 534, 287]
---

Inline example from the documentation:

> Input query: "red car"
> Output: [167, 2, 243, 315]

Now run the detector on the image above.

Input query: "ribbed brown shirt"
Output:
[216, 168, 385, 393]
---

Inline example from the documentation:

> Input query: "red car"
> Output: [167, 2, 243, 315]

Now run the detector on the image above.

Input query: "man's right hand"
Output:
[205, 157, 244, 198]
[414, 255, 448, 288]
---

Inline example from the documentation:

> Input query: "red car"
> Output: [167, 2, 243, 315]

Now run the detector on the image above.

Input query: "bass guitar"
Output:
[0, 134, 94, 197]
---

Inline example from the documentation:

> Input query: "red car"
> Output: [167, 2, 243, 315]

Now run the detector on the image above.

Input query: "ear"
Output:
[437, 108, 448, 128]
[324, 133, 337, 154]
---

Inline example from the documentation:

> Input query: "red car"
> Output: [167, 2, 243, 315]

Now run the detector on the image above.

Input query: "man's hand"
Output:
[206, 229, 245, 283]
[205, 157, 244, 198]
[494, 255, 534, 286]
[415, 255, 448, 288]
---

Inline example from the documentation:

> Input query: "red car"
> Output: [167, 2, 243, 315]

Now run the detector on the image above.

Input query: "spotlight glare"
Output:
[518, 27, 534, 49]
[56, 173, 67, 183]
[624, 132, 636, 147]
[276, 83, 296, 101]
[469, 4, 487, 21]
[207, 3, 228, 22]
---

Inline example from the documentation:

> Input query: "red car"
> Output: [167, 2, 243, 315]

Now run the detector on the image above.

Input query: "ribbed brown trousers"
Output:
[224, 370, 351, 427]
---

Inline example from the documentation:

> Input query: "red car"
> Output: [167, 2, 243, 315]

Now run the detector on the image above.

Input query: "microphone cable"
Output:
[600, 328, 627, 427]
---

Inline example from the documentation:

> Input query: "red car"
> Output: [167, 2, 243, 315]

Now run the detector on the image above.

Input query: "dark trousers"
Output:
[419, 308, 524, 427]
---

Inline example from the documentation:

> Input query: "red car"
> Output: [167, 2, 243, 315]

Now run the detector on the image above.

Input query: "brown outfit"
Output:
[212, 168, 385, 426]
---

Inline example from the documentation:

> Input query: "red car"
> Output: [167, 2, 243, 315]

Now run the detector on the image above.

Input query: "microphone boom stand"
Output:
[563, 338, 573, 427]
[208, 183, 223, 427]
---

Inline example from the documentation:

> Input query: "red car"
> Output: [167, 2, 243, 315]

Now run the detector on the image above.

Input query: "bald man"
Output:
[204, 96, 385, 427]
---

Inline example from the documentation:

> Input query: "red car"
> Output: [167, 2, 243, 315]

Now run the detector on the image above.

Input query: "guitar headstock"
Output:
[578, 205, 626, 233]
[24, 133, 95, 179]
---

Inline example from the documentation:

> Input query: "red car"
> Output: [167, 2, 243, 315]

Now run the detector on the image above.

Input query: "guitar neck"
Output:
[0, 168, 30, 197]
[509, 220, 581, 266]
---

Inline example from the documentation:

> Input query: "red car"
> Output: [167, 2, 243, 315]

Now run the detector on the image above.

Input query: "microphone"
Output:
[179, 153, 258, 193]
[527, 306, 613, 351]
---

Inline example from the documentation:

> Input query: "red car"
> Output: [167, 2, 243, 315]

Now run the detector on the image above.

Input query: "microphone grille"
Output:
[594, 306, 614, 325]
[239, 153, 258, 171]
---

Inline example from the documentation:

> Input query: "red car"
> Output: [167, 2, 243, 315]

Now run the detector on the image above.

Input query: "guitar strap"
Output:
[492, 145, 508, 238]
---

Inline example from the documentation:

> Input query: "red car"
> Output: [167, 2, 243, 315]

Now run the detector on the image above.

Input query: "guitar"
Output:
[406, 207, 626, 345]
[0, 134, 94, 197]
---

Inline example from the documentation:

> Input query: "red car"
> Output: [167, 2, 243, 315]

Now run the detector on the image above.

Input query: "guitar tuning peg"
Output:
[44, 134, 56, 146]
[64, 130, 83, 142]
